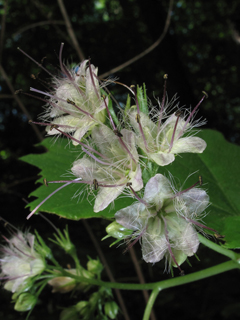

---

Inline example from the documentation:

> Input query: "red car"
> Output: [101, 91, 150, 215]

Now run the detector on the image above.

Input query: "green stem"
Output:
[143, 287, 161, 320]
[198, 234, 239, 260]
[62, 259, 240, 291]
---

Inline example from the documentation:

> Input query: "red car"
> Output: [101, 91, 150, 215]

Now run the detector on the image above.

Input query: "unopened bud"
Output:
[14, 293, 37, 312]
[104, 301, 119, 319]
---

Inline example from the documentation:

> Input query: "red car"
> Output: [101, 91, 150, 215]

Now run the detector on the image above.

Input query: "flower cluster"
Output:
[115, 174, 209, 272]
[25, 45, 211, 271]
[0, 230, 46, 293]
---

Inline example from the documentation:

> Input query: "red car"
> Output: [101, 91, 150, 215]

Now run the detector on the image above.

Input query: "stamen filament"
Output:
[134, 89, 149, 152]
[177, 92, 207, 139]
[26, 178, 82, 219]
[123, 226, 147, 254]
[183, 217, 217, 233]
[168, 111, 181, 152]
[54, 128, 110, 161]
[17, 47, 57, 80]
[59, 43, 86, 99]
[102, 98, 137, 164]
[88, 61, 100, 99]
[173, 178, 201, 198]
[162, 216, 183, 274]
[158, 74, 168, 131]
[128, 184, 149, 206]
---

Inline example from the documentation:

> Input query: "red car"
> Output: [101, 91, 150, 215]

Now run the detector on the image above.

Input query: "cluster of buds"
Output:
[0, 223, 112, 316]
[21, 44, 212, 272]
[0, 228, 46, 311]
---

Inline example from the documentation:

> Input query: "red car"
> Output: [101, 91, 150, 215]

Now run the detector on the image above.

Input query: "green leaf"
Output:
[160, 129, 240, 249]
[20, 138, 135, 220]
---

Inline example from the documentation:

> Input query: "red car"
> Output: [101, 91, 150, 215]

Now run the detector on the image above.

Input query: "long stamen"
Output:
[128, 183, 149, 206]
[177, 91, 208, 139]
[59, 43, 74, 81]
[173, 176, 202, 198]
[132, 87, 149, 152]
[168, 110, 182, 152]
[66, 99, 94, 118]
[88, 60, 100, 99]
[47, 179, 126, 189]
[182, 216, 217, 233]
[54, 127, 110, 161]
[162, 216, 184, 275]
[29, 120, 74, 131]
[59, 43, 86, 99]
[123, 225, 147, 254]
[81, 147, 112, 166]
[17, 47, 57, 80]
[157, 74, 168, 131]
[26, 178, 82, 219]
[103, 98, 137, 164]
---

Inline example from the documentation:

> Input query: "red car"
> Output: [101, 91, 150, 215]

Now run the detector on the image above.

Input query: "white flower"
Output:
[128, 107, 206, 166]
[71, 125, 143, 212]
[42, 60, 107, 144]
[0, 231, 46, 293]
[115, 174, 209, 270]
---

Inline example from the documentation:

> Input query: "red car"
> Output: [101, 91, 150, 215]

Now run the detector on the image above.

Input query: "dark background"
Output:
[1, 0, 240, 319]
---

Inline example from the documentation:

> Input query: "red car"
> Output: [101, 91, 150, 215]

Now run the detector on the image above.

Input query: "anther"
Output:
[163, 74, 168, 80]
[66, 99, 75, 105]
[43, 178, 48, 186]
[50, 124, 59, 131]
[113, 129, 123, 138]
[126, 182, 132, 187]
[214, 233, 225, 239]
[202, 91, 208, 99]
[175, 110, 182, 117]
[199, 175, 203, 186]
[41, 56, 47, 65]
[93, 179, 99, 190]
[28, 120, 33, 123]
[15, 89, 23, 95]
[136, 113, 140, 124]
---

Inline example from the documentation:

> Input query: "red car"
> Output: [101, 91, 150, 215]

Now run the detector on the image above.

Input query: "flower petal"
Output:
[94, 185, 125, 212]
[149, 152, 175, 166]
[143, 174, 173, 210]
[180, 188, 209, 216]
[171, 136, 207, 154]
[115, 202, 148, 230]
[142, 217, 168, 263]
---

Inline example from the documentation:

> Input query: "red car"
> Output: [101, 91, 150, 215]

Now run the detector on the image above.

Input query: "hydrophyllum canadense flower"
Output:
[71, 125, 143, 212]
[27, 44, 108, 144]
[115, 174, 210, 272]
[127, 93, 207, 166]
[0, 230, 46, 293]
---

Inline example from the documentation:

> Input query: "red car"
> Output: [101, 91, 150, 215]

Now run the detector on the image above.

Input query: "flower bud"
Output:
[60, 307, 79, 320]
[75, 301, 88, 315]
[48, 275, 76, 293]
[104, 301, 119, 319]
[105, 221, 132, 239]
[14, 293, 37, 312]
[87, 257, 103, 276]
